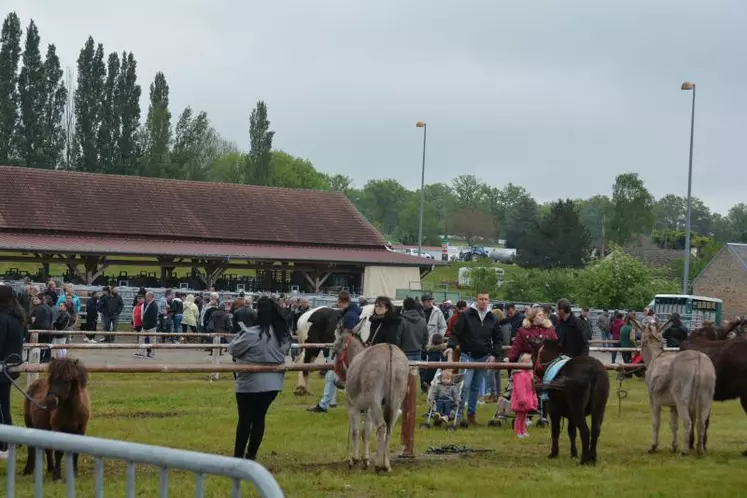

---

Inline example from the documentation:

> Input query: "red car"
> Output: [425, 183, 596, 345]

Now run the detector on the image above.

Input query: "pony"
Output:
[530, 338, 609, 465]
[680, 333, 747, 456]
[294, 306, 342, 395]
[634, 318, 716, 455]
[23, 357, 91, 481]
[334, 329, 410, 472]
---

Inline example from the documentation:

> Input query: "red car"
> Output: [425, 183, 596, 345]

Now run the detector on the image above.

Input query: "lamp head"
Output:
[681, 81, 695, 91]
[416, 121, 426, 128]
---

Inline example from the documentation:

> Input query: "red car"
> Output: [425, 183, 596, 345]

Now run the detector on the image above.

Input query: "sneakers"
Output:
[307, 405, 327, 413]
[0, 449, 8, 460]
[133, 351, 145, 358]
[517, 433, 530, 439]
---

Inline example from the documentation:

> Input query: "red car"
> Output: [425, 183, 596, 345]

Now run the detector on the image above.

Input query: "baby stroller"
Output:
[420, 368, 465, 432]
[488, 374, 549, 429]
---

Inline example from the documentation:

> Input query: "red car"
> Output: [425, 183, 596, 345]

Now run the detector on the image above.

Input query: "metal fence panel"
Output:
[0, 425, 284, 497]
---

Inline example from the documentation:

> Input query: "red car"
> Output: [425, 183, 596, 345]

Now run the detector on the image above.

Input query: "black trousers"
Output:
[0, 383, 12, 452]
[234, 391, 279, 460]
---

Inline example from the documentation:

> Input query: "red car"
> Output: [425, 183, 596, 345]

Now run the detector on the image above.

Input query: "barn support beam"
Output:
[83, 255, 109, 284]
[301, 271, 332, 293]
[194, 258, 230, 290]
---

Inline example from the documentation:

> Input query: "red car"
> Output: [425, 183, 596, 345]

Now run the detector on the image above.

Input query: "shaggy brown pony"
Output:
[23, 357, 91, 481]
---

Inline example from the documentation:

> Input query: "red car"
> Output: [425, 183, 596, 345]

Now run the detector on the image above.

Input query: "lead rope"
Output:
[1, 353, 48, 410]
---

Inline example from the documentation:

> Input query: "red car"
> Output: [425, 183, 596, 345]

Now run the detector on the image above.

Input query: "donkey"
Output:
[531, 338, 609, 465]
[23, 357, 91, 481]
[334, 329, 410, 472]
[635, 318, 716, 455]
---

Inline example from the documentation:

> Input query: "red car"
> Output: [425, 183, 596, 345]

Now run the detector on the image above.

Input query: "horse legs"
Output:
[347, 406, 361, 469]
[740, 395, 747, 457]
[22, 445, 35, 475]
[548, 411, 561, 459]
[46, 449, 54, 474]
[576, 411, 593, 465]
[648, 400, 662, 453]
[52, 450, 63, 481]
[669, 407, 679, 454]
[567, 422, 578, 458]
[369, 403, 389, 472]
[677, 405, 692, 456]
[589, 406, 605, 463]
[362, 409, 373, 469]
[703, 415, 710, 453]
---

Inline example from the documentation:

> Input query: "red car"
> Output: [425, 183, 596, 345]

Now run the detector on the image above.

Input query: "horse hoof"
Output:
[22, 468, 33, 476]
[363, 459, 370, 470]
[374, 465, 391, 473]
[570, 451, 578, 458]
[52, 474, 62, 482]
[742, 449, 747, 458]
[679, 451, 689, 457]
[547, 453, 559, 459]
[580, 458, 596, 466]
[294, 387, 310, 396]
[648, 446, 658, 454]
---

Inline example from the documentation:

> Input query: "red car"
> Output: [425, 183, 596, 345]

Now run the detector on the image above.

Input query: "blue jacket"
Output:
[341, 303, 362, 331]
[56, 294, 81, 312]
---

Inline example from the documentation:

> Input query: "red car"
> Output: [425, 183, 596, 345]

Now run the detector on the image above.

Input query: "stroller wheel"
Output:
[459, 419, 469, 428]
[538, 419, 549, 428]
[496, 419, 504, 428]
[488, 420, 497, 427]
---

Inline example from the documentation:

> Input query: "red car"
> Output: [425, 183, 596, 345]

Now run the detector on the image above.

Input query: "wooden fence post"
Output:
[399, 368, 418, 458]
[26, 332, 40, 388]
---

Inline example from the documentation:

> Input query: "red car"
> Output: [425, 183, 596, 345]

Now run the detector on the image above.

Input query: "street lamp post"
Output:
[415, 121, 427, 258]
[681, 81, 696, 295]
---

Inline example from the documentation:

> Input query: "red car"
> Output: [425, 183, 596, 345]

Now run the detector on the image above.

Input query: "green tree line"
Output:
[1, 12, 746, 265]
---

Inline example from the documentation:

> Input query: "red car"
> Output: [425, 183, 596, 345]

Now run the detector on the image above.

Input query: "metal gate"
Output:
[0, 425, 284, 497]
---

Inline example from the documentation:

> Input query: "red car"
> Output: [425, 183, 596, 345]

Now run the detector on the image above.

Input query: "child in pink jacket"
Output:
[511, 353, 538, 438]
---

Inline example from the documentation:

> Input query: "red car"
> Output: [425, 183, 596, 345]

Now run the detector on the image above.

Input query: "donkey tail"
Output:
[383, 344, 397, 425]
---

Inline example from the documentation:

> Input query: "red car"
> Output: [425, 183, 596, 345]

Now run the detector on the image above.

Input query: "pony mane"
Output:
[47, 357, 88, 389]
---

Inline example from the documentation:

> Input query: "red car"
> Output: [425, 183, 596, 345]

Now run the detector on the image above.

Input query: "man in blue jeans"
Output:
[447, 291, 504, 427]
[307, 290, 361, 413]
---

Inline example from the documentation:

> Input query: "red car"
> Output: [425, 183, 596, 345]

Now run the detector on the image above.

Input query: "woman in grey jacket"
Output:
[228, 296, 291, 460]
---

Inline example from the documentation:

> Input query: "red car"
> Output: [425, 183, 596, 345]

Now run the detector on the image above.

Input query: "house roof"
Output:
[692, 243, 747, 285]
[0, 166, 436, 267]
[0, 165, 385, 248]
[623, 235, 682, 268]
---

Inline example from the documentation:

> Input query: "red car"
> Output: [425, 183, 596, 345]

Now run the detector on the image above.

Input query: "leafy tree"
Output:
[15, 20, 45, 168]
[503, 269, 579, 304]
[141, 71, 171, 176]
[358, 179, 408, 236]
[727, 203, 747, 243]
[73, 37, 105, 172]
[395, 191, 441, 246]
[519, 199, 590, 269]
[446, 208, 496, 246]
[482, 183, 533, 238]
[171, 106, 220, 181]
[670, 241, 723, 286]
[269, 150, 329, 189]
[465, 263, 504, 296]
[247, 100, 273, 185]
[323, 173, 354, 192]
[115, 52, 141, 175]
[574, 249, 677, 309]
[97, 52, 119, 173]
[609, 173, 655, 245]
[576, 195, 612, 249]
[452, 175, 486, 209]
[503, 196, 540, 249]
[40, 44, 66, 169]
[710, 213, 736, 243]
[0, 12, 22, 163]
[210, 148, 245, 184]
[424, 183, 458, 233]
[653, 194, 685, 229]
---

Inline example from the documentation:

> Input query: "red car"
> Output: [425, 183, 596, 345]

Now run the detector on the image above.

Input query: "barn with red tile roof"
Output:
[0, 166, 434, 295]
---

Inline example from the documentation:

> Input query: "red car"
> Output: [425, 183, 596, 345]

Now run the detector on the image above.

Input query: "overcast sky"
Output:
[7, 0, 747, 214]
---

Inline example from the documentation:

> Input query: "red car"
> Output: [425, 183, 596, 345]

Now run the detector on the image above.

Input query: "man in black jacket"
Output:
[135, 291, 159, 358]
[555, 298, 589, 358]
[499, 303, 524, 340]
[448, 292, 503, 426]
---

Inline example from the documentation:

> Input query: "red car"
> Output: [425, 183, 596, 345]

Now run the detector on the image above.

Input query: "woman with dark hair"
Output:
[228, 295, 291, 460]
[662, 312, 689, 348]
[0, 284, 26, 457]
[367, 296, 403, 346]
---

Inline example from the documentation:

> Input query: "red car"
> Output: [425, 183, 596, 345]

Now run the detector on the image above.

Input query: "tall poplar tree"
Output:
[141, 71, 171, 176]
[40, 43, 67, 169]
[97, 51, 119, 173]
[73, 36, 105, 172]
[115, 51, 141, 175]
[15, 20, 46, 168]
[0, 12, 22, 163]
[247, 100, 274, 185]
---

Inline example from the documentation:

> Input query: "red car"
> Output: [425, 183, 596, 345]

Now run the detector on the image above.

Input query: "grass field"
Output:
[423, 261, 528, 298]
[2, 371, 746, 497]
